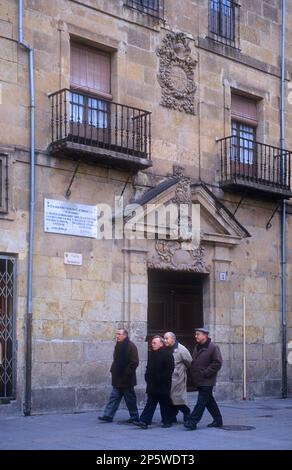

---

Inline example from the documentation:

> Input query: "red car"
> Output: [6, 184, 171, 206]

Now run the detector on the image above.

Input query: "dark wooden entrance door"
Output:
[148, 270, 204, 346]
[148, 270, 204, 389]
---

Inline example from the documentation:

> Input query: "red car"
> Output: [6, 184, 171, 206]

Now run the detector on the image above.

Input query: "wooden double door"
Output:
[147, 270, 205, 388]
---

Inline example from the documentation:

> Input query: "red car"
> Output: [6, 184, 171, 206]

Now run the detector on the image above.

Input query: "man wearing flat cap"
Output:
[185, 327, 223, 431]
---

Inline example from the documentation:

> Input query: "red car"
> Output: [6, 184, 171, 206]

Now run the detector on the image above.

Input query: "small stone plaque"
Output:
[64, 252, 83, 266]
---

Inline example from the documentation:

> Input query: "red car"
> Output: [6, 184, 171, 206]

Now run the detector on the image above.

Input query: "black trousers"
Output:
[140, 394, 173, 425]
[190, 386, 222, 425]
[172, 404, 190, 421]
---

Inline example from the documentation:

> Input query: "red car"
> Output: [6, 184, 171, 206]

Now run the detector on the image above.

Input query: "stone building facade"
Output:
[0, 0, 292, 413]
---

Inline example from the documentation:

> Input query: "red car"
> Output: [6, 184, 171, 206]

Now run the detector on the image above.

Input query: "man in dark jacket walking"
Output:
[133, 336, 174, 429]
[185, 327, 223, 431]
[99, 328, 139, 423]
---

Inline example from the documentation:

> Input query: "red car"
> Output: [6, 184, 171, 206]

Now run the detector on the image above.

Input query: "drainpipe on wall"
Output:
[280, 0, 287, 399]
[18, 0, 36, 416]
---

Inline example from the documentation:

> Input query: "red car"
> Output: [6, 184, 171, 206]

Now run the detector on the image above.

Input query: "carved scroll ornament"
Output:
[148, 241, 209, 273]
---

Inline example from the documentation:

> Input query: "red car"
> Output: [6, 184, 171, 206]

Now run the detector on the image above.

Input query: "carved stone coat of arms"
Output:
[156, 32, 197, 115]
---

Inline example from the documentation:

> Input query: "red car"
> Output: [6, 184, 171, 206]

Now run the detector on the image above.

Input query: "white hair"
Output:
[164, 331, 176, 341]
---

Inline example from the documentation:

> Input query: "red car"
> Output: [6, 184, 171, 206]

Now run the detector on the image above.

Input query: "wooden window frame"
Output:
[231, 94, 258, 168]
[231, 120, 257, 165]
[69, 43, 112, 139]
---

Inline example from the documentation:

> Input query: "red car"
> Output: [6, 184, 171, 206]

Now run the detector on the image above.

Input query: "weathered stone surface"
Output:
[264, 380, 282, 396]
[33, 340, 83, 363]
[214, 382, 237, 401]
[0, 0, 291, 412]
[32, 387, 76, 412]
[76, 387, 108, 410]
[35, 278, 72, 300]
[32, 363, 62, 387]
[71, 280, 106, 302]
[230, 362, 243, 382]
[83, 341, 114, 362]
[61, 363, 100, 387]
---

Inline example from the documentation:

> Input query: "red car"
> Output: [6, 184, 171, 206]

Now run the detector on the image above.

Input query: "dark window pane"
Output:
[209, 0, 235, 42]
[232, 121, 256, 164]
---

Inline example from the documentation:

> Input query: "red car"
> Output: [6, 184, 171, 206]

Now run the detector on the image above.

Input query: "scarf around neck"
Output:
[115, 337, 129, 376]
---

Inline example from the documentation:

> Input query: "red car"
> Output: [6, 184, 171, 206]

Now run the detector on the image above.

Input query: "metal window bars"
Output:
[0, 256, 16, 400]
[124, 0, 164, 21]
[209, 0, 240, 48]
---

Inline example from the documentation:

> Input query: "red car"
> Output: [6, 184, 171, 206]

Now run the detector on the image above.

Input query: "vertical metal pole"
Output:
[280, 0, 287, 399]
[18, 0, 36, 416]
[243, 295, 247, 400]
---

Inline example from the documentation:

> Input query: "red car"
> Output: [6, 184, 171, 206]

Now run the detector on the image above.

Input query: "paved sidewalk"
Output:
[0, 398, 292, 450]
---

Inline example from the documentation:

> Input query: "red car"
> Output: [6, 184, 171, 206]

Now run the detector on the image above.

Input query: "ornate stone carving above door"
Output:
[172, 176, 192, 204]
[148, 240, 209, 273]
[156, 32, 197, 115]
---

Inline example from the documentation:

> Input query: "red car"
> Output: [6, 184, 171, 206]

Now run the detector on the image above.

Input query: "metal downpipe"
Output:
[18, 0, 36, 416]
[281, 0, 287, 399]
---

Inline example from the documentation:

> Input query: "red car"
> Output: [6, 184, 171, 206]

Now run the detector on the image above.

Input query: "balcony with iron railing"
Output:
[124, 0, 164, 21]
[48, 89, 152, 171]
[218, 136, 292, 198]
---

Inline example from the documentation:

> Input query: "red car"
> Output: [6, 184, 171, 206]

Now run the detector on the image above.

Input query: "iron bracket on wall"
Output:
[233, 189, 248, 216]
[266, 199, 282, 229]
[65, 160, 81, 198]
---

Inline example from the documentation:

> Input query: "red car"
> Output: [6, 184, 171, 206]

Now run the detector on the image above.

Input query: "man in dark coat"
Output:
[185, 327, 223, 431]
[133, 335, 174, 429]
[98, 328, 139, 423]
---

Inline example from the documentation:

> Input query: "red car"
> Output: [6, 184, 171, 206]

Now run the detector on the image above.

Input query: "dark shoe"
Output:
[117, 418, 137, 424]
[98, 416, 112, 422]
[184, 421, 192, 428]
[161, 423, 172, 428]
[185, 423, 197, 431]
[132, 420, 148, 429]
[125, 418, 137, 423]
[184, 421, 197, 431]
[183, 413, 191, 423]
[207, 420, 223, 428]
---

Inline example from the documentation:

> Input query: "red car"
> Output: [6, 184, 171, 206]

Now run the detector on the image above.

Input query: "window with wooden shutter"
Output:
[70, 43, 111, 99]
[231, 94, 257, 126]
[70, 44, 111, 129]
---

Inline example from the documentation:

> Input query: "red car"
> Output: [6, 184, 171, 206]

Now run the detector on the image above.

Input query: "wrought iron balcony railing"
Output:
[208, 0, 240, 48]
[218, 135, 292, 197]
[125, 0, 164, 21]
[49, 89, 152, 169]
